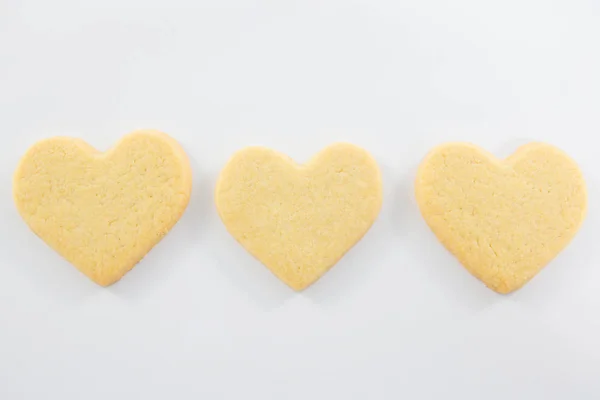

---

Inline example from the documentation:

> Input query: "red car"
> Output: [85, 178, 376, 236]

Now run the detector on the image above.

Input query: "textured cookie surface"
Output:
[13, 130, 192, 286]
[415, 142, 587, 294]
[215, 143, 382, 291]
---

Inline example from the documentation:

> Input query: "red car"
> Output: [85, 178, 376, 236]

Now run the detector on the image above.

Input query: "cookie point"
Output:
[91, 275, 119, 287]
[287, 281, 309, 292]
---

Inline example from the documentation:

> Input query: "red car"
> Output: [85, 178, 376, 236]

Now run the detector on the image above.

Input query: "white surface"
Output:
[1, 0, 600, 399]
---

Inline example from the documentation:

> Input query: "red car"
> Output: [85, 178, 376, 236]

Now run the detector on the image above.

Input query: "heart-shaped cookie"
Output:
[415, 142, 587, 293]
[215, 143, 383, 291]
[13, 130, 192, 286]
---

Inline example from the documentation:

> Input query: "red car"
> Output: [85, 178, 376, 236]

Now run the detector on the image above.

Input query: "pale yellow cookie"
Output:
[13, 130, 192, 286]
[415, 142, 587, 294]
[215, 143, 383, 291]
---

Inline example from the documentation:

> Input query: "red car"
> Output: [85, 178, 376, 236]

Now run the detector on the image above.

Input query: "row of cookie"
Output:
[13, 130, 587, 294]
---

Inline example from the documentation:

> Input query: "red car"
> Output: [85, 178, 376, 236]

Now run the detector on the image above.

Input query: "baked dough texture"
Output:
[415, 142, 587, 294]
[13, 130, 192, 286]
[215, 143, 383, 291]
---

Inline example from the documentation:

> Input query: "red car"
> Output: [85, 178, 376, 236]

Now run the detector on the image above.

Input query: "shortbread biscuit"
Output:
[215, 143, 383, 291]
[13, 130, 192, 286]
[415, 142, 587, 293]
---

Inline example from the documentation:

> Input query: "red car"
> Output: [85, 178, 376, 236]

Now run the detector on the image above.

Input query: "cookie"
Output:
[215, 143, 383, 291]
[13, 130, 192, 286]
[415, 142, 587, 294]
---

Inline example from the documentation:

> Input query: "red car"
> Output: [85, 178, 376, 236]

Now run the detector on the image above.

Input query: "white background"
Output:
[1, 0, 600, 398]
